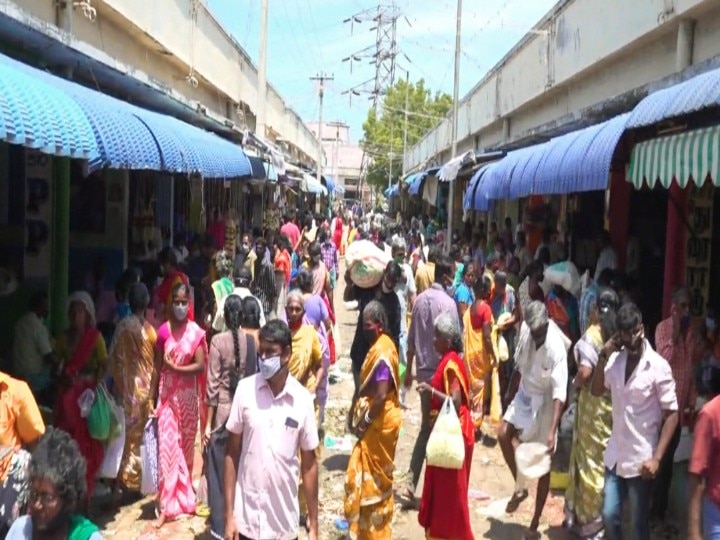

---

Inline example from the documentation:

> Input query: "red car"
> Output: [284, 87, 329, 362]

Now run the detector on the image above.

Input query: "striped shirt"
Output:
[252, 261, 277, 316]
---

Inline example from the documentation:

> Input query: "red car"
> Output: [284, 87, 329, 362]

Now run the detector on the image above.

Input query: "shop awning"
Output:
[438, 150, 475, 182]
[248, 156, 267, 180]
[483, 146, 537, 200]
[408, 172, 425, 195]
[0, 53, 97, 160]
[627, 67, 720, 128]
[463, 163, 493, 211]
[628, 125, 720, 189]
[0, 51, 251, 178]
[322, 175, 337, 193]
[302, 174, 328, 195]
[384, 183, 400, 198]
[403, 172, 420, 184]
[533, 113, 630, 194]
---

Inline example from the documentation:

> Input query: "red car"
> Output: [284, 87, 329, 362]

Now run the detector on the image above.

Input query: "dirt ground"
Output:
[95, 272, 678, 539]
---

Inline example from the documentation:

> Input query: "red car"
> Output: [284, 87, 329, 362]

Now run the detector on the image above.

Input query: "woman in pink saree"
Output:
[154, 283, 207, 527]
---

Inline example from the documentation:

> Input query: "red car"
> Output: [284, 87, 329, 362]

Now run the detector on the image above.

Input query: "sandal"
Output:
[195, 502, 210, 517]
[505, 489, 528, 513]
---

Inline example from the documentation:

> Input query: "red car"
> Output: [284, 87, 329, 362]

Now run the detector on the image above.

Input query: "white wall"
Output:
[405, 0, 720, 170]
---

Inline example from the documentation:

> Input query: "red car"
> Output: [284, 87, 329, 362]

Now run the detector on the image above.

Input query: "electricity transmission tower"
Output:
[341, 4, 402, 111]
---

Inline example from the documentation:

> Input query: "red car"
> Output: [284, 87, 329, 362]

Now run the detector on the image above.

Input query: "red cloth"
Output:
[321, 295, 337, 365]
[689, 395, 720, 509]
[54, 328, 104, 496]
[280, 222, 301, 249]
[332, 217, 343, 251]
[470, 300, 492, 331]
[155, 271, 194, 322]
[418, 351, 475, 540]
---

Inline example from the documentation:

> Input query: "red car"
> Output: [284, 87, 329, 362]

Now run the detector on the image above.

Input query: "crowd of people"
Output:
[2, 205, 720, 540]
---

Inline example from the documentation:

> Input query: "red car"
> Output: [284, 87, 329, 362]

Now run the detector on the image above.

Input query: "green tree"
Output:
[361, 79, 452, 191]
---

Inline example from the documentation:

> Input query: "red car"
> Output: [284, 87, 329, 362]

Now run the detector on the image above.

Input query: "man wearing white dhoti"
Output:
[498, 300, 570, 538]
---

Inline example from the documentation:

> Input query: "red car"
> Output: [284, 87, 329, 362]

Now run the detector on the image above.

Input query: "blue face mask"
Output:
[258, 354, 283, 380]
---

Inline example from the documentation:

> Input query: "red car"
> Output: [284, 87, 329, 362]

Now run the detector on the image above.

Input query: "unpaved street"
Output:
[97, 275, 566, 539]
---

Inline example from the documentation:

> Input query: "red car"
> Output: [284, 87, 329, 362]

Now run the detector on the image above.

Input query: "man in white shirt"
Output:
[224, 320, 319, 540]
[212, 267, 265, 332]
[391, 237, 416, 405]
[591, 302, 678, 540]
[12, 292, 54, 396]
[594, 230, 618, 281]
[499, 301, 570, 535]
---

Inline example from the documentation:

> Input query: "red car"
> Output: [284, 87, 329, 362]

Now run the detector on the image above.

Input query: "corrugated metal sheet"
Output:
[627, 67, 720, 128]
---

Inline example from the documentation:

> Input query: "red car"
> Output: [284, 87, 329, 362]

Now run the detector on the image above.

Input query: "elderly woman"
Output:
[154, 283, 207, 527]
[204, 295, 255, 540]
[285, 291, 324, 396]
[564, 288, 619, 539]
[417, 313, 474, 540]
[108, 283, 158, 502]
[6, 428, 103, 540]
[54, 291, 107, 496]
[344, 301, 402, 539]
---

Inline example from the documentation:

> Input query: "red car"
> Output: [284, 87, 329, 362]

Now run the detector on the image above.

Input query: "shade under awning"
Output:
[628, 125, 720, 189]
[463, 163, 494, 211]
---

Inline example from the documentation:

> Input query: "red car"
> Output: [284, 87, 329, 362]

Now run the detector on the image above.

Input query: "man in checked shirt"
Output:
[653, 286, 701, 522]
[250, 236, 277, 320]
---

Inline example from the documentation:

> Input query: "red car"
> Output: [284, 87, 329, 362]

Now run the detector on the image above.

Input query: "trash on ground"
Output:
[324, 435, 353, 452]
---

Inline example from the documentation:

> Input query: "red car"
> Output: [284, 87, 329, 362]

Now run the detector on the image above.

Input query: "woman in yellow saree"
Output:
[345, 300, 402, 540]
[109, 283, 159, 501]
[564, 288, 618, 538]
[285, 292, 324, 394]
[463, 275, 497, 433]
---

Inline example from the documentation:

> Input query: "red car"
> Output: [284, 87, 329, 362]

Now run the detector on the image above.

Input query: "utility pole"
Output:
[257, 0, 268, 138]
[310, 73, 334, 185]
[446, 0, 463, 251]
[388, 122, 394, 189]
[401, 70, 409, 178]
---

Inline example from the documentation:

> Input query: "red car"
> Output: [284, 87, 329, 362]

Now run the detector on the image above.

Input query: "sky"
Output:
[206, 0, 558, 143]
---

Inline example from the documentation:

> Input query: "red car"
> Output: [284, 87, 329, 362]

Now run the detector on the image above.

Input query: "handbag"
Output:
[140, 417, 159, 495]
[426, 397, 465, 470]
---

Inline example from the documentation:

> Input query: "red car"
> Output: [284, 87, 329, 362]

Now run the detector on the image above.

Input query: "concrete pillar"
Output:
[676, 19, 694, 71]
[502, 117, 511, 144]
[50, 157, 70, 333]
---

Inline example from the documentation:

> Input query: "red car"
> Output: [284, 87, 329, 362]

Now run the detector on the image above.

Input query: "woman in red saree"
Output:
[331, 211, 343, 253]
[418, 313, 475, 540]
[54, 291, 107, 496]
[156, 247, 194, 323]
[154, 283, 207, 527]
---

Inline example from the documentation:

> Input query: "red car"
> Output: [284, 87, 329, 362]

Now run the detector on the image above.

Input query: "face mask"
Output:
[708, 318, 716, 332]
[172, 303, 189, 321]
[363, 328, 379, 344]
[258, 354, 283, 380]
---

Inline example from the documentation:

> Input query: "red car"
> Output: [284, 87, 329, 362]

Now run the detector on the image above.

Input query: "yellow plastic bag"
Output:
[489, 367, 502, 424]
[426, 397, 464, 469]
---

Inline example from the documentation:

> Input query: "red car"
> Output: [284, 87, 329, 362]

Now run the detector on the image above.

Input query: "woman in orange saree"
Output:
[418, 313, 475, 540]
[154, 283, 207, 527]
[344, 301, 402, 540]
[109, 283, 158, 499]
[463, 275, 497, 432]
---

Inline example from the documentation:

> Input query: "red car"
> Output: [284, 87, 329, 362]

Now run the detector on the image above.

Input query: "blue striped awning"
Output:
[0, 52, 251, 178]
[533, 114, 630, 195]
[403, 172, 419, 185]
[408, 173, 424, 195]
[463, 163, 493, 211]
[0, 54, 97, 160]
[322, 175, 337, 193]
[627, 67, 720, 128]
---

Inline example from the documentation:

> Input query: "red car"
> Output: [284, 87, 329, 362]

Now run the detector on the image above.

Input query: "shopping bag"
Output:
[140, 417, 159, 495]
[489, 367, 502, 424]
[87, 383, 112, 441]
[98, 405, 125, 479]
[345, 240, 391, 288]
[426, 397, 464, 470]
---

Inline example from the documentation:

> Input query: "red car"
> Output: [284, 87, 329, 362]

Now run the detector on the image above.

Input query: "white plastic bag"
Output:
[77, 389, 95, 418]
[140, 418, 159, 495]
[345, 240, 391, 288]
[544, 261, 582, 298]
[426, 397, 465, 470]
[98, 404, 125, 479]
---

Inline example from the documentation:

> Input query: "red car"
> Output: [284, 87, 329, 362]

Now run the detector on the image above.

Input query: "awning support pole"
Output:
[50, 157, 70, 334]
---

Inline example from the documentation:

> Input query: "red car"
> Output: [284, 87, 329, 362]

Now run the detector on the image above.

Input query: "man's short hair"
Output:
[260, 319, 292, 350]
[616, 302, 643, 332]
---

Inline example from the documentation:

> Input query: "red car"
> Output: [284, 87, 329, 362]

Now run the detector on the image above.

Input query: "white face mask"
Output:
[172, 303, 189, 321]
[258, 354, 283, 380]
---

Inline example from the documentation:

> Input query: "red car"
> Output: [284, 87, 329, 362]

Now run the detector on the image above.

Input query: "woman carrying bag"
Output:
[203, 295, 256, 539]
[417, 313, 475, 540]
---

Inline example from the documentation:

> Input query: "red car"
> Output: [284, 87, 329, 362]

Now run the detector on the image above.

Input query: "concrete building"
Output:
[404, 0, 720, 173]
[3, 0, 322, 165]
[307, 121, 370, 204]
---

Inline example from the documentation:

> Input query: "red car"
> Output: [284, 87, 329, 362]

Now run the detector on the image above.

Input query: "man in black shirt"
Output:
[345, 261, 403, 396]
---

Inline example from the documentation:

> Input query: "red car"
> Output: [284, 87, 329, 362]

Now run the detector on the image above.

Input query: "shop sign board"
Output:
[24, 150, 53, 279]
[686, 182, 713, 316]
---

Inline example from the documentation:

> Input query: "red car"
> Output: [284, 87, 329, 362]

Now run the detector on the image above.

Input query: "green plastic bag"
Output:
[399, 361, 407, 382]
[87, 385, 112, 441]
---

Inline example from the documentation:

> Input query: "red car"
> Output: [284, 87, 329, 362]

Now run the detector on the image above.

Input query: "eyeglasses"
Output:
[28, 490, 60, 507]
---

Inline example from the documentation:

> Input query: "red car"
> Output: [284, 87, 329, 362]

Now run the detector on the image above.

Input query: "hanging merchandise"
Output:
[225, 208, 237, 258]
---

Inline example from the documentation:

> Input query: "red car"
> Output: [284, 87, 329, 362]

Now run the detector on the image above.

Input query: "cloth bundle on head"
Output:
[543, 260, 582, 298]
[68, 290, 96, 327]
[345, 239, 391, 289]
